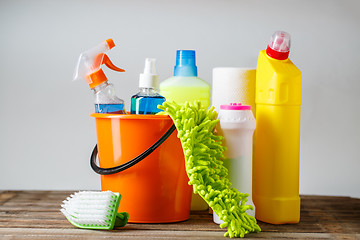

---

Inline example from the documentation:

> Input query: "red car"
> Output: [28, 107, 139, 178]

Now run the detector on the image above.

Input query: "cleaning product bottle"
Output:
[73, 39, 126, 114]
[253, 31, 302, 224]
[213, 103, 256, 224]
[131, 58, 165, 114]
[160, 49, 210, 211]
[160, 50, 210, 109]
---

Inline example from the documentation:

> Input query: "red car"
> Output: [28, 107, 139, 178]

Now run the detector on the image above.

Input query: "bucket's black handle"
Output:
[90, 123, 176, 175]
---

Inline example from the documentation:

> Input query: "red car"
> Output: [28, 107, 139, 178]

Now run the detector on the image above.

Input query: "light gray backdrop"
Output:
[1, 0, 359, 198]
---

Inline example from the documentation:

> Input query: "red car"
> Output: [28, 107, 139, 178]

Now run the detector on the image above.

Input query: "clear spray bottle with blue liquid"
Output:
[73, 39, 126, 114]
[131, 58, 165, 114]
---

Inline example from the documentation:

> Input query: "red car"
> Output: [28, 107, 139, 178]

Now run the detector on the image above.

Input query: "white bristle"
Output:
[60, 191, 117, 227]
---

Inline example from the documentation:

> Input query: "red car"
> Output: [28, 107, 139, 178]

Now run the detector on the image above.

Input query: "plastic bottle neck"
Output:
[92, 81, 109, 93]
[139, 87, 157, 94]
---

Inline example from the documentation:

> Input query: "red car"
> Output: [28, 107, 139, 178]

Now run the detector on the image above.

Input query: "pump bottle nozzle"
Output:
[139, 58, 159, 89]
[143, 58, 156, 75]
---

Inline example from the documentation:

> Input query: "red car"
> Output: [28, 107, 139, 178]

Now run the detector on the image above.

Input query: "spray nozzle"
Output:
[139, 58, 159, 89]
[266, 31, 291, 60]
[73, 39, 125, 89]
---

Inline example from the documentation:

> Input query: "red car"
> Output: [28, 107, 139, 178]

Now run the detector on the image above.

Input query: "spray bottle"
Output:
[253, 31, 302, 224]
[73, 39, 126, 114]
[131, 58, 165, 114]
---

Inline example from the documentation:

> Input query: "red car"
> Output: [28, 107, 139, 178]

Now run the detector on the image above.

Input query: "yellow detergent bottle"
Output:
[160, 50, 210, 211]
[253, 31, 302, 224]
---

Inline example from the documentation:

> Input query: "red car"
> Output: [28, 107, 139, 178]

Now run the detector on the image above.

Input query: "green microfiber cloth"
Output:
[158, 101, 261, 238]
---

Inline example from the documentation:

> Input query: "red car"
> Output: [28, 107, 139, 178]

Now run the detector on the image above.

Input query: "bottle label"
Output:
[95, 104, 125, 114]
[130, 96, 165, 114]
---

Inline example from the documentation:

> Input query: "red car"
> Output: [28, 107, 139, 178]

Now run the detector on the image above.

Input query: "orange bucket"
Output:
[90, 113, 192, 223]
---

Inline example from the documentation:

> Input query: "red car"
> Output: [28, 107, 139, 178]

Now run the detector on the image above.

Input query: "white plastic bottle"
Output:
[213, 103, 256, 224]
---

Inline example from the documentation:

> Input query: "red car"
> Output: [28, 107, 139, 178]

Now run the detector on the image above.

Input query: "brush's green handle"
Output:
[114, 212, 129, 228]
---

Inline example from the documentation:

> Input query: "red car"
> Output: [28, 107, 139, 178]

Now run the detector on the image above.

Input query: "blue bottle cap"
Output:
[174, 50, 198, 77]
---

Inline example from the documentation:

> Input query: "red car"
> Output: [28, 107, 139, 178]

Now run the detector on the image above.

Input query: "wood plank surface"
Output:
[0, 191, 359, 239]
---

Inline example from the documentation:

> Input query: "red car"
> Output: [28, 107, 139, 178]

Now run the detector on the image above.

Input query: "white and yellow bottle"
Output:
[253, 31, 302, 224]
[160, 50, 210, 211]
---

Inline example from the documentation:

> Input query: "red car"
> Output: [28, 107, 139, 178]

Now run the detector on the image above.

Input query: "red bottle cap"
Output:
[266, 31, 291, 60]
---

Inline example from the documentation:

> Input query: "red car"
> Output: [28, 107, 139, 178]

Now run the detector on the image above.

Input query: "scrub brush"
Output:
[158, 101, 261, 238]
[60, 191, 129, 230]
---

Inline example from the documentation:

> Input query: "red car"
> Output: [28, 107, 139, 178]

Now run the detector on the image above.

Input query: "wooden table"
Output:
[0, 191, 359, 239]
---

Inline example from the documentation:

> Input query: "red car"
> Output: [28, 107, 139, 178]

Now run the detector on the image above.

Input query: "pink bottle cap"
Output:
[220, 103, 251, 110]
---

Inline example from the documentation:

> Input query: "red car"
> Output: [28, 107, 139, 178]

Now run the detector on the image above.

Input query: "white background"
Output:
[0, 0, 359, 198]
